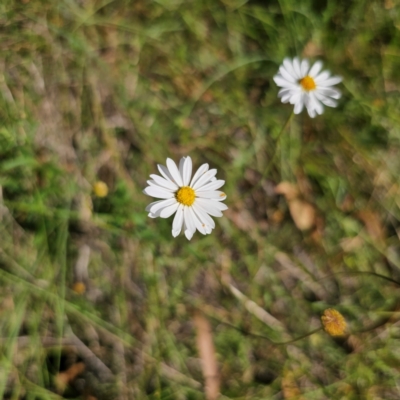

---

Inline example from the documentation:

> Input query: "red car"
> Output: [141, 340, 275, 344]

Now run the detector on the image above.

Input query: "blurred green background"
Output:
[1, 0, 400, 398]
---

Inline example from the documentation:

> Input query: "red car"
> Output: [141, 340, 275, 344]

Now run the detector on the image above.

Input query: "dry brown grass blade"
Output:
[55, 362, 85, 393]
[193, 311, 220, 400]
[160, 363, 202, 390]
[9, 335, 113, 382]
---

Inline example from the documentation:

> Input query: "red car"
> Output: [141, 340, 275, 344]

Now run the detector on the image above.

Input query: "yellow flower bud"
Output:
[321, 308, 347, 336]
[72, 281, 86, 295]
[93, 181, 108, 198]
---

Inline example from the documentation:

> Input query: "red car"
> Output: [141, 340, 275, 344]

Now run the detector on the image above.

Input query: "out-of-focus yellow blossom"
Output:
[321, 308, 347, 336]
[93, 181, 109, 198]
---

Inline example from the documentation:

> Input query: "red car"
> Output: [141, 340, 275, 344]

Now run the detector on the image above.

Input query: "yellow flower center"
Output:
[299, 75, 316, 91]
[175, 186, 195, 206]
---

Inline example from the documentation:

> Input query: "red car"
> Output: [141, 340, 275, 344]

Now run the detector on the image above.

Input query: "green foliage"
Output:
[0, 0, 400, 397]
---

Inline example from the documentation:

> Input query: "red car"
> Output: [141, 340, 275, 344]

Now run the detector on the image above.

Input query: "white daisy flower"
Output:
[273, 57, 342, 118]
[143, 156, 228, 240]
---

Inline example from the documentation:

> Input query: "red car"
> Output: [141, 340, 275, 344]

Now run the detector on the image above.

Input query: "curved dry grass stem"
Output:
[275, 252, 328, 300]
[227, 282, 287, 332]
[220, 250, 290, 339]
[193, 311, 220, 400]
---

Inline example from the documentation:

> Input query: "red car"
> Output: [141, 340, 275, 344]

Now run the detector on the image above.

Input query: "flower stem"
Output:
[208, 313, 322, 345]
[247, 111, 294, 196]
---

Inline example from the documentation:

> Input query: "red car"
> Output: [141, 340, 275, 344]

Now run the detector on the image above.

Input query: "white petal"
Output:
[195, 198, 223, 217]
[308, 61, 323, 78]
[157, 164, 175, 183]
[185, 230, 193, 240]
[172, 204, 184, 237]
[279, 66, 297, 83]
[317, 87, 341, 99]
[143, 186, 174, 199]
[280, 91, 293, 103]
[273, 75, 298, 89]
[314, 70, 330, 83]
[148, 202, 178, 218]
[146, 200, 164, 212]
[278, 87, 303, 104]
[182, 156, 192, 186]
[283, 58, 299, 79]
[192, 203, 215, 229]
[190, 163, 209, 187]
[183, 206, 195, 240]
[307, 107, 317, 118]
[166, 158, 184, 187]
[309, 92, 324, 115]
[278, 88, 293, 99]
[146, 180, 174, 191]
[149, 175, 178, 191]
[318, 76, 342, 86]
[188, 207, 207, 235]
[304, 94, 313, 114]
[196, 179, 225, 192]
[315, 101, 324, 115]
[209, 201, 228, 211]
[192, 169, 217, 190]
[314, 92, 338, 107]
[146, 198, 177, 213]
[159, 202, 179, 218]
[196, 191, 227, 201]
[289, 92, 302, 105]
[293, 95, 304, 114]
[179, 157, 185, 181]
[278, 88, 291, 95]
[182, 219, 187, 235]
[292, 58, 302, 79]
[300, 59, 310, 76]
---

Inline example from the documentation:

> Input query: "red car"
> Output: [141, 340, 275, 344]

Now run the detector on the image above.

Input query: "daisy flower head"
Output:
[143, 156, 228, 240]
[273, 57, 342, 118]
